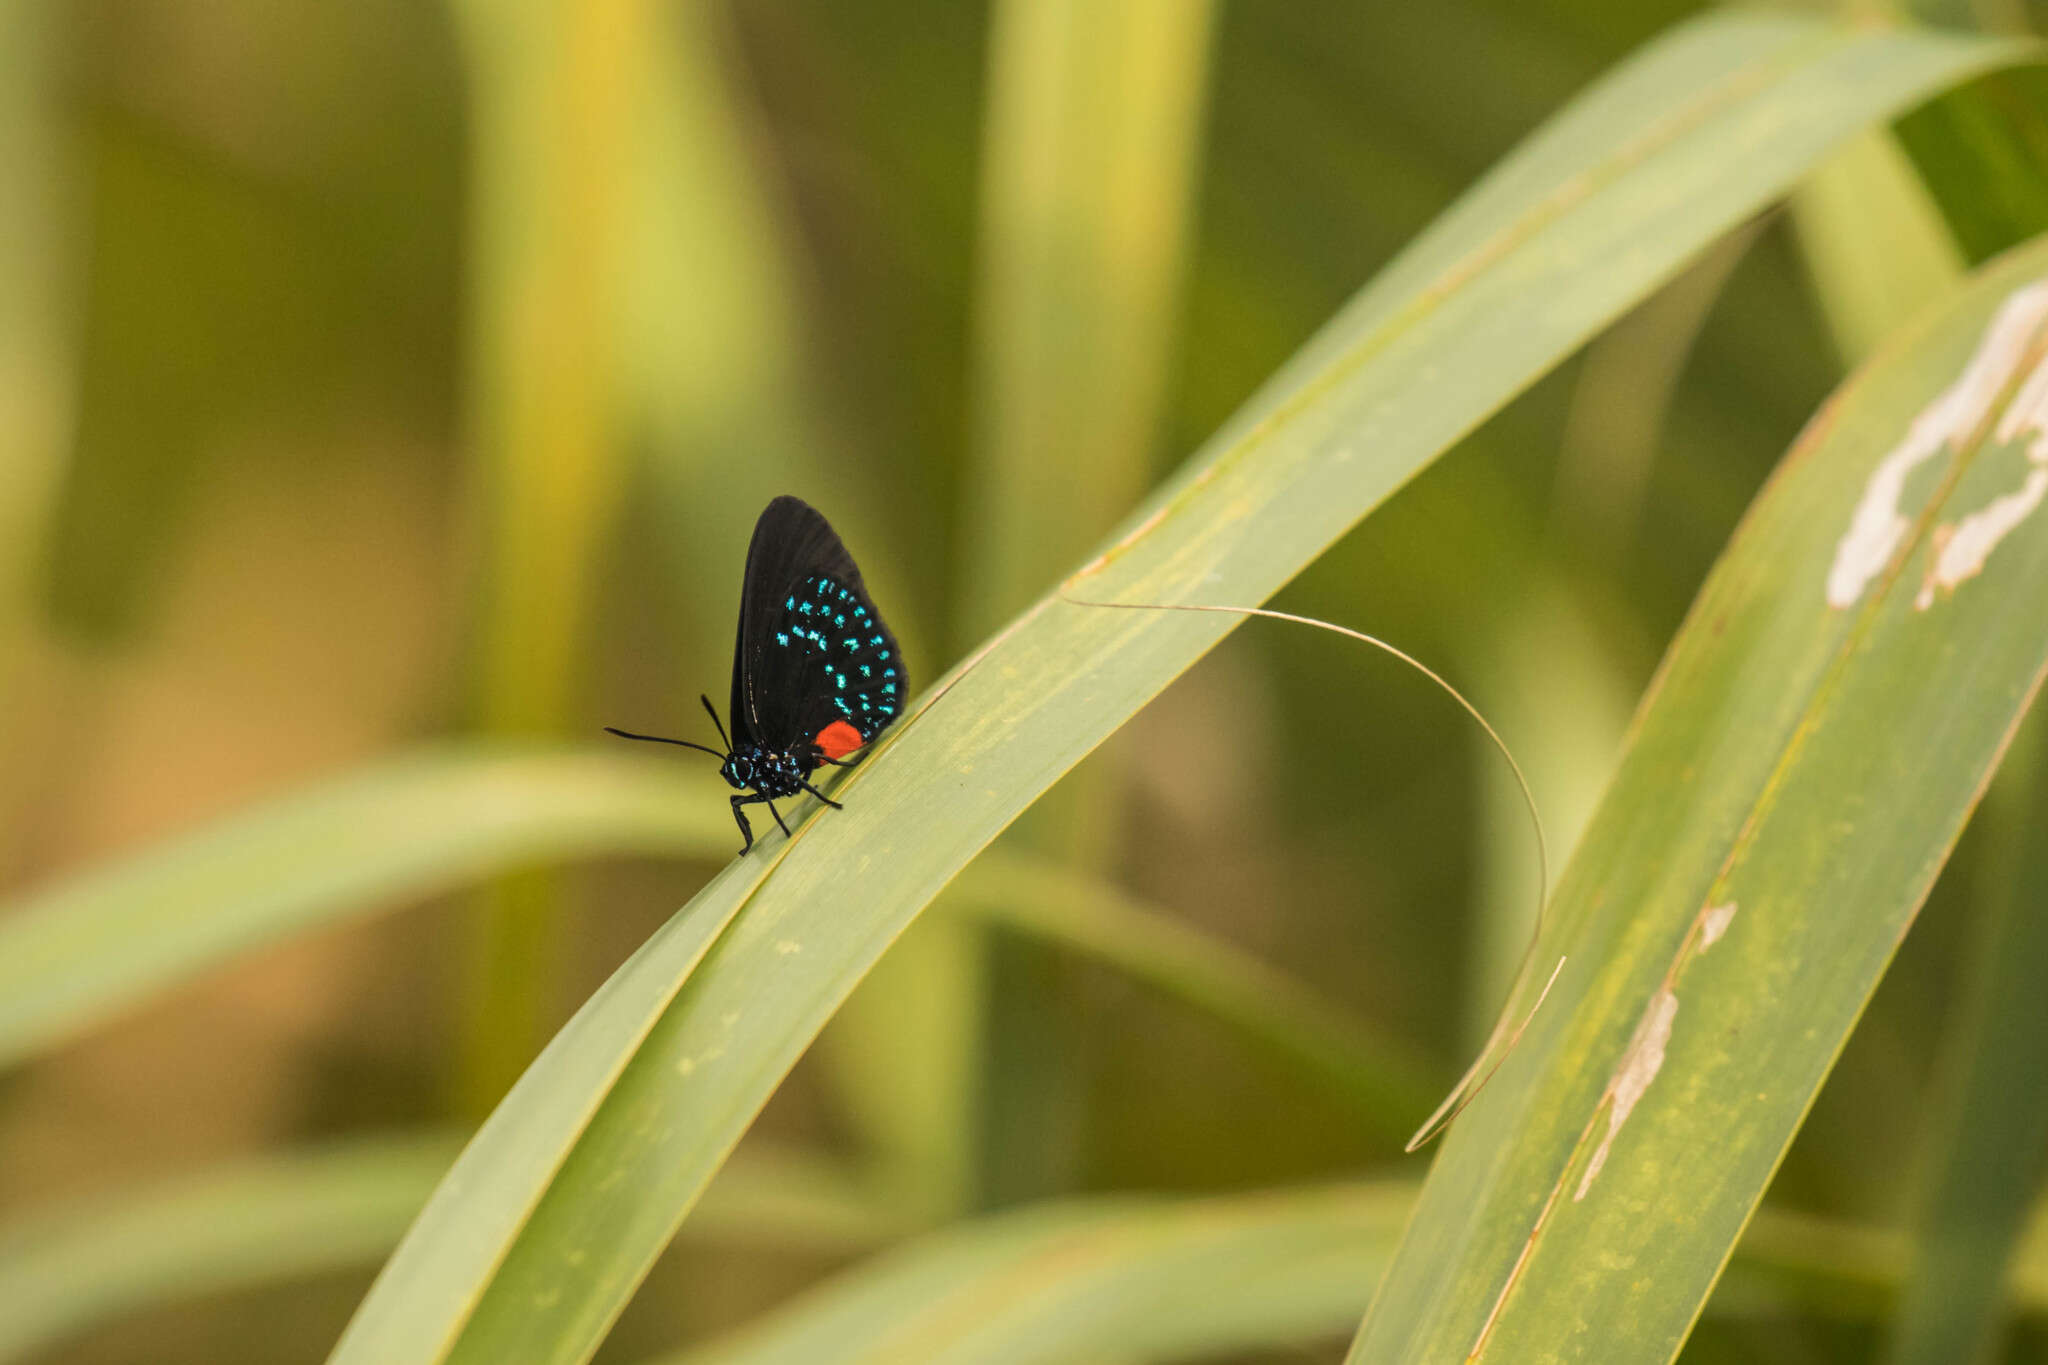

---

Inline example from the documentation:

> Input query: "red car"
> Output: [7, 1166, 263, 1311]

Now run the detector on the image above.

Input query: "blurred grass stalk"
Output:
[1895, 66, 2048, 263]
[0, 0, 73, 873]
[0, 747, 1435, 1143]
[1791, 128, 1968, 365]
[960, 0, 1216, 640]
[621, 2, 842, 627]
[450, 0, 647, 1112]
[1466, 585, 1634, 1049]
[826, 0, 1221, 1213]
[662, 1189, 2048, 1365]
[964, 0, 1218, 1206]
[14, 1140, 2048, 1365]
[453, 0, 841, 1115]
[0, 1135, 909, 1365]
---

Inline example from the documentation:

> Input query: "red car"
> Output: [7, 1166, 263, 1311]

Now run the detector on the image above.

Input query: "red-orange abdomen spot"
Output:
[814, 720, 864, 760]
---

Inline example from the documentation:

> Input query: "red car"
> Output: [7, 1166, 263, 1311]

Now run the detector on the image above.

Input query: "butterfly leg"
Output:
[729, 795, 759, 855]
[765, 799, 793, 837]
[797, 778, 844, 810]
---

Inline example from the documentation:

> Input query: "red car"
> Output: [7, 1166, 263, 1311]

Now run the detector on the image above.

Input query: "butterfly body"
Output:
[608, 497, 904, 854]
[717, 747, 811, 800]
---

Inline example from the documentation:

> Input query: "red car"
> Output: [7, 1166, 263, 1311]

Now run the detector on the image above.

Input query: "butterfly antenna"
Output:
[604, 727, 727, 760]
[699, 694, 735, 752]
[1058, 591, 1562, 1152]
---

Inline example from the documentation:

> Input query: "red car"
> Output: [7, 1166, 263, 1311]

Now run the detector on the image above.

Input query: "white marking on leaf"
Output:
[1827, 281, 2048, 609]
[1917, 465, 2048, 608]
[1699, 901, 1737, 950]
[1997, 347, 2048, 458]
[1576, 987, 1678, 1201]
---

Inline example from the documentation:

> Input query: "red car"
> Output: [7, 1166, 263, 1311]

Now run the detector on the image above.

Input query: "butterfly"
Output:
[607, 496, 906, 854]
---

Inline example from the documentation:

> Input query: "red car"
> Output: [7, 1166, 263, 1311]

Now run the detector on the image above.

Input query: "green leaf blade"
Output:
[1349, 238, 2048, 1363]
[331, 17, 2026, 1365]
[1885, 719, 2048, 1365]
[0, 1134, 461, 1365]
[0, 751, 723, 1069]
[662, 1185, 1411, 1365]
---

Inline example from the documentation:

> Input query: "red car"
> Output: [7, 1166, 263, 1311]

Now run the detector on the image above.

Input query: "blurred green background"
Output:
[3, 0, 2046, 1361]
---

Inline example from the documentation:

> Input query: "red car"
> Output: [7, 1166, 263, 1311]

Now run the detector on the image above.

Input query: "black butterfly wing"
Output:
[730, 496, 906, 756]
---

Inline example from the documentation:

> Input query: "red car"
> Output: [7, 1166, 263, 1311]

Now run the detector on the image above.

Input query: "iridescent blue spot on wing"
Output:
[742, 561, 904, 747]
